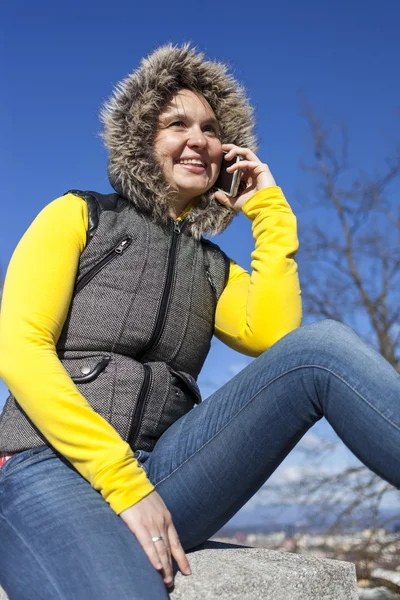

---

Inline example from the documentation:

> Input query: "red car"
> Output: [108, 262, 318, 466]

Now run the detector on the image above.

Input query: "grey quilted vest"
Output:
[0, 191, 229, 452]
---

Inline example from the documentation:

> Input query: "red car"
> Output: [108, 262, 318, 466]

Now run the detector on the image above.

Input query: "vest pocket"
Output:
[61, 355, 111, 382]
[74, 236, 133, 294]
[150, 379, 196, 445]
[60, 354, 114, 418]
[125, 362, 198, 451]
[70, 357, 111, 383]
[168, 368, 202, 405]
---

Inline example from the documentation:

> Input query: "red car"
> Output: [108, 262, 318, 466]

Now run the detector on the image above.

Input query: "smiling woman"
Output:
[0, 43, 399, 600]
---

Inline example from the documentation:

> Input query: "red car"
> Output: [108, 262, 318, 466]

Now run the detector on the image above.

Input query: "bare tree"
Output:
[299, 102, 400, 366]
[290, 103, 400, 577]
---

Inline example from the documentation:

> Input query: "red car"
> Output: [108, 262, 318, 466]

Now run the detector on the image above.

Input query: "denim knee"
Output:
[292, 319, 353, 344]
[258, 319, 359, 369]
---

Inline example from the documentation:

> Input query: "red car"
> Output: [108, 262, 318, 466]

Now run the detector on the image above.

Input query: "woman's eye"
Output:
[170, 121, 185, 127]
[203, 124, 219, 136]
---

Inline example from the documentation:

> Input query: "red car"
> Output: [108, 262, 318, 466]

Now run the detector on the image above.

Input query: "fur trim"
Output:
[100, 43, 257, 238]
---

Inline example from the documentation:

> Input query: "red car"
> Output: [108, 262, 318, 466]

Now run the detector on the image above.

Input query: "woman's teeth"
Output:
[178, 159, 205, 166]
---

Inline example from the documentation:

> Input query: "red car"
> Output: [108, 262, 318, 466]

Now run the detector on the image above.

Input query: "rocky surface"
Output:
[170, 541, 358, 599]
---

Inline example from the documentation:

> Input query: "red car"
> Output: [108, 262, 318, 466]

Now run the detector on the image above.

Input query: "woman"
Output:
[0, 44, 399, 599]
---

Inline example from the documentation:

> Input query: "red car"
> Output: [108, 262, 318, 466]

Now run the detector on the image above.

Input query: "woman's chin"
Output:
[176, 185, 210, 203]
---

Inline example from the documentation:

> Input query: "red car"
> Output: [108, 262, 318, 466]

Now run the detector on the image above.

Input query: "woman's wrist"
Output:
[241, 186, 294, 221]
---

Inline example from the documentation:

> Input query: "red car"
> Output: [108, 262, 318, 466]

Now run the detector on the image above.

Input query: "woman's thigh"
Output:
[0, 446, 168, 600]
[146, 320, 400, 550]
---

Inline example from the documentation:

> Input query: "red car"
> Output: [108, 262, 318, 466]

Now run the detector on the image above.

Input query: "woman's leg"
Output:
[0, 446, 168, 600]
[144, 320, 400, 550]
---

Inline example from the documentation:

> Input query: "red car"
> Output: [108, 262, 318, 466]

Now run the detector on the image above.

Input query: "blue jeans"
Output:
[1, 321, 399, 599]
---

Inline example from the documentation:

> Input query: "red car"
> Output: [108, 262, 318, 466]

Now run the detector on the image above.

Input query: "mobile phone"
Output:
[215, 152, 243, 197]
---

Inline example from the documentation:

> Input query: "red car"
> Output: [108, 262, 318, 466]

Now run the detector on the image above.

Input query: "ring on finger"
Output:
[151, 535, 164, 543]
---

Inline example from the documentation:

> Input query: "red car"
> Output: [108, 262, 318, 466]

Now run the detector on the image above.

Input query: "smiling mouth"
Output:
[176, 159, 207, 168]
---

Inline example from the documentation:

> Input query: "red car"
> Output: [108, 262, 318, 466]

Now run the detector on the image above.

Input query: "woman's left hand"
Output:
[214, 144, 276, 212]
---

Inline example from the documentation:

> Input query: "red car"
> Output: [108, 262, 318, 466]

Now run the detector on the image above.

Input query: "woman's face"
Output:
[154, 89, 223, 205]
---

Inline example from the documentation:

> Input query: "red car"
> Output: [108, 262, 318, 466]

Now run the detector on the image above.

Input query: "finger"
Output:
[227, 160, 268, 176]
[214, 189, 230, 203]
[133, 525, 165, 574]
[214, 189, 238, 211]
[168, 523, 191, 576]
[152, 534, 173, 586]
[221, 144, 258, 162]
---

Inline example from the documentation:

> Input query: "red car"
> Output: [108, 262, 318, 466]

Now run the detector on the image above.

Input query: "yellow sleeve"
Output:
[214, 186, 302, 356]
[0, 194, 154, 514]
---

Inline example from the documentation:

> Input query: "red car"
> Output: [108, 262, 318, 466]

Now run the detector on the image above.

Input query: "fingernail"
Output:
[157, 563, 163, 570]
[186, 568, 192, 575]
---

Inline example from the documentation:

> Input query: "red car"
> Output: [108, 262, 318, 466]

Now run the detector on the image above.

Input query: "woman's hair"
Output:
[100, 43, 257, 238]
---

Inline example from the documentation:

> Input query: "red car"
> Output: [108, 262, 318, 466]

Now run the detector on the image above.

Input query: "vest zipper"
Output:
[137, 220, 182, 359]
[75, 237, 133, 294]
[205, 267, 218, 302]
[129, 220, 182, 445]
[128, 364, 152, 447]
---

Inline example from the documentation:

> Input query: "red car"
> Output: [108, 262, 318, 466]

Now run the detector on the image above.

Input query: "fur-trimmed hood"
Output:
[100, 44, 257, 238]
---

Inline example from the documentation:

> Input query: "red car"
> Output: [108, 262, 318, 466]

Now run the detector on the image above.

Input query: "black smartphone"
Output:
[215, 152, 243, 197]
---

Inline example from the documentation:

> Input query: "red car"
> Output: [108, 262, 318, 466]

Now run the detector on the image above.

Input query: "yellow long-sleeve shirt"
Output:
[0, 186, 301, 514]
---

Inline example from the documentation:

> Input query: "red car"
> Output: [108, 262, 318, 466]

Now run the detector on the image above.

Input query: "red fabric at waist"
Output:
[0, 451, 20, 468]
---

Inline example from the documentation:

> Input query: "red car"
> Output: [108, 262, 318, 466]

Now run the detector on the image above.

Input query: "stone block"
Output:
[170, 541, 359, 599]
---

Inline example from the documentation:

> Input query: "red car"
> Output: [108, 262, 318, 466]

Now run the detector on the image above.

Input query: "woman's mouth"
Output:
[176, 158, 207, 173]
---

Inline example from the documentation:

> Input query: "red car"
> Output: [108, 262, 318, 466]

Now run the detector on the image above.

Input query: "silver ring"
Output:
[151, 535, 164, 543]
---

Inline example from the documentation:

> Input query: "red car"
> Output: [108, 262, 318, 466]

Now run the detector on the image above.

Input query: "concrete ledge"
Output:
[170, 541, 359, 599]
[0, 541, 359, 599]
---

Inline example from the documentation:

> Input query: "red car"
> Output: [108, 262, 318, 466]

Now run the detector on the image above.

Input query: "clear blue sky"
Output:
[1, 0, 399, 514]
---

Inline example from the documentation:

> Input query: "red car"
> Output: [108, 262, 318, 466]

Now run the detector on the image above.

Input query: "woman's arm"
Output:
[0, 195, 154, 514]
[214, 145, 302, 355]
[0, 194, 190, 584]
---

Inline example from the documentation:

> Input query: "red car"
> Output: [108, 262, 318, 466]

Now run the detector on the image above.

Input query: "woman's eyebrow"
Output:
[160, 112, 220, 129]
[160, 111, 186, 122]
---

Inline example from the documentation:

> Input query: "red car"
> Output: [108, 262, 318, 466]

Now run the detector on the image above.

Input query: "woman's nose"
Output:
[187, 128, 207, 149]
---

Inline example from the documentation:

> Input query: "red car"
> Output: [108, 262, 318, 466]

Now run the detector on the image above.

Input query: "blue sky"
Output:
[1, 0, 399, 514]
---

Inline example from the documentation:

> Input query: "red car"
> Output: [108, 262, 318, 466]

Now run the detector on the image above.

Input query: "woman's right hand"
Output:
[119, 489, 191, 588]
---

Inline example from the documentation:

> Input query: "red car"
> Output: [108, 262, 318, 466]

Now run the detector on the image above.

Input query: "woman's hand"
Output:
[119, 490, 191, 588]
[214, 143, 276, 212]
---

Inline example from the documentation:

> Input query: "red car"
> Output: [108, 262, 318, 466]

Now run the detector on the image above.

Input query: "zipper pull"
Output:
[115, 237, 133, 254]
[174, 220, 182, 234]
